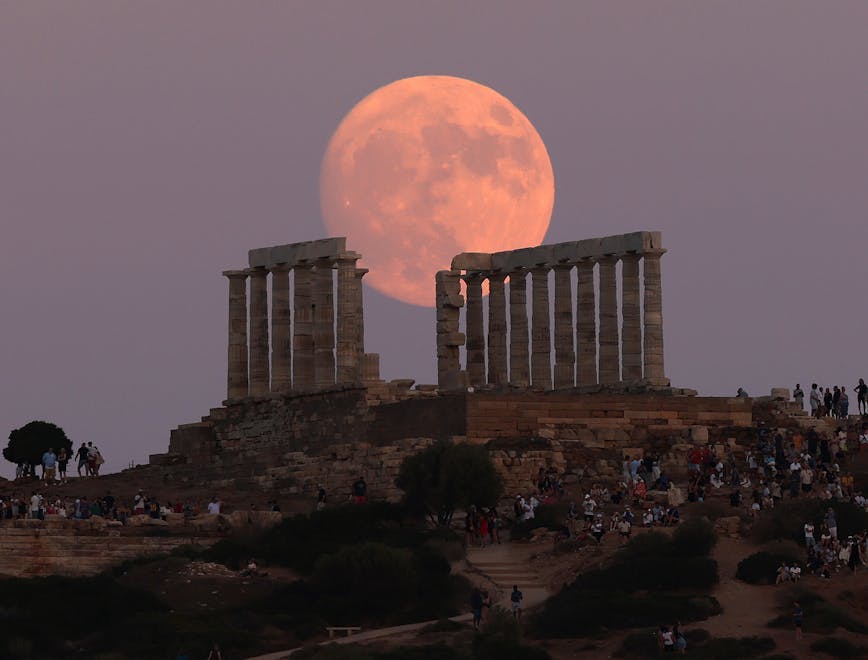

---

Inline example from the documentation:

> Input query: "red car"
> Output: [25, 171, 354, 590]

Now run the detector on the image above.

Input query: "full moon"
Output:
[320, 75, 555, 307]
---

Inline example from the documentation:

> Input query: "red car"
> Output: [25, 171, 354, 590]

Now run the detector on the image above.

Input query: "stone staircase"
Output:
[465, 544, 550, 609]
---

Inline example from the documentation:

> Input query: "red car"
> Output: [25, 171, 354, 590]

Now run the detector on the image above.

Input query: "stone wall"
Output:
[0, 520, 217, 577]
[153, 389, 753, 504]
[466, 392, 752, 443]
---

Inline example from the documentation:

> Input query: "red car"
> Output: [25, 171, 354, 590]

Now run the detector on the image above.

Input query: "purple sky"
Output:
[2, 2, 867, 477]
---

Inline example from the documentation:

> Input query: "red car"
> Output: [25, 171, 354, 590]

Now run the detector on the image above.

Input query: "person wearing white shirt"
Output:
[207, 497, 221, 515]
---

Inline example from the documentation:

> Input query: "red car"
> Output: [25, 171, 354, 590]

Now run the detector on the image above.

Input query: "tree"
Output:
[396, 441, 503, 525]
[3, 421, 72, 476]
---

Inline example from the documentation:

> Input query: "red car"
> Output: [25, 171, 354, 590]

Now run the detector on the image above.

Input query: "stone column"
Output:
[552, 264, 575, 388]
[487, 272, 508, 386]
[313, 259, 335, 388]
[643, 249, 669, 385]
[355, 266, 368, 358]
[508, 269, 529, 387]
[270, 264, 292, 393]
[620, 253, 642, 382]
[464, 271, 486, 387]
[435, 270, 465, 389]
[223, 270, 249, 400]
[597, 255, 620, 384]
[292, 264, 315, 389]
[336, 254, 361, 384]
[247, 267, 270, 396]
[575, 260, 597, 386]
[530, 267, 552, 390]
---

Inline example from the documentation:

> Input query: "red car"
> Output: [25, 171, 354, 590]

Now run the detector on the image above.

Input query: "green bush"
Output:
[571, 556, 719, 592]
[671, 518, 718, 557]
[313, 543, 419, 622]
[533, 590, 721, 637]
[809, 637, 868, 658]
[617, 531, 672, 560]
[736, 552, 802, 585]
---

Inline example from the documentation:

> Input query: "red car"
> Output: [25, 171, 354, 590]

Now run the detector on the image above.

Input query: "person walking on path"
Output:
[510, 585, 523, 621]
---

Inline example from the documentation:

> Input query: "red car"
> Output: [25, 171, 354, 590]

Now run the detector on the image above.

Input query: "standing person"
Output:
[848, 536, 862, 573]
[673, 622, 687, 654]
[57, 447, 68, 484]
[840, 388, 850, 418]
[29, 490, 41, 520]
[810, 384, 821, 418]
[510, 585, 523, 621]
[658, 625, 675, 653]
[316, 484, 327, 511]
[207, 497, 221, 515]
[76, 443, 90, 477]
[793, 601, 803, 641]
[41, 448, 57, 486]
[793, 384, 805, 410]
[825, 508, 838, 540]
[824, 388, 834, 417]
[856, 378, 868, 416]
[470, 587, 484, 630]
[352, 476, 367, 504]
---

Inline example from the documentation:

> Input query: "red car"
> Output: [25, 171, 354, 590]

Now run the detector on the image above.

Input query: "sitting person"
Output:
[775, 562, 791, 584]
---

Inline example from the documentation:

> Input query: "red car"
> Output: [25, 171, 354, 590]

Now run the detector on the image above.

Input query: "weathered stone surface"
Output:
[487, 273, 508, 386]
[530, 268, 552, 390]
[508, 270, 529, 387]
[621, 253, 642, 382]
[248, 267, 270, 396]
[224, 270, 249, 399]
[552, 265, 575, 389]
[597, 256, 620, 384]
[575, 260, 597, 387]
[464, 272, 486, 387]
[270, 264, 292, 392]
[249, 237, 347, 269]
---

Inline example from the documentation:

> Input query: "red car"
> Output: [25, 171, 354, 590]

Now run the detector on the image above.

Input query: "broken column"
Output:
[224, 270, 249, 400]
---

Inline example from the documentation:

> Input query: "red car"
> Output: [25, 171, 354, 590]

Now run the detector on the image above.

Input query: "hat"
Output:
[584, 494, 590, 499]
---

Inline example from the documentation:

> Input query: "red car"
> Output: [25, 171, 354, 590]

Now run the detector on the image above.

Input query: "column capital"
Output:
[552, 262, 573, 271]
[354, 267, 369, 279]
[462, 270, 487, 283]
[530, 265, 551, 275]
[336, 251, 362, 263]
[245, 267, 269, 278]
[597, 254, 620, 264]
[222, 269, 248, 279]
[487, 271, 507, 282]
[268, 262, 292, 274]
[642, 248, 667, 258]
[620, 252, 642, 262]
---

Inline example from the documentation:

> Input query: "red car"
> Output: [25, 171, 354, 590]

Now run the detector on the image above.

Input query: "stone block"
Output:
[689, 425, 709, 443]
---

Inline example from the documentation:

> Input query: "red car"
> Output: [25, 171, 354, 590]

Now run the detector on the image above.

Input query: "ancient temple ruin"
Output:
[436, 231, 668, 390]
[222, 237, 379, 400]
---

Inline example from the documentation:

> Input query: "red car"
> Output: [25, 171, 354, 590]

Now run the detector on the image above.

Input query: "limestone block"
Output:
[770, 388, 790, 401]
[689, 425, 709, 443]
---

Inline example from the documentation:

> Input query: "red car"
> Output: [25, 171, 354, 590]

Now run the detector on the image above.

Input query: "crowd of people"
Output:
[17, 442, 106, 485]
[0, 488, 230, 524]
[801, 380, 868, 418]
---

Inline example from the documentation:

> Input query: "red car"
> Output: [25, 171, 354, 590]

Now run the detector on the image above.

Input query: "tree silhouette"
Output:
[3, 421, 72, 476]
[396, 440, 503, 526]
